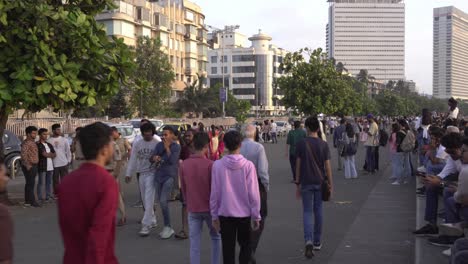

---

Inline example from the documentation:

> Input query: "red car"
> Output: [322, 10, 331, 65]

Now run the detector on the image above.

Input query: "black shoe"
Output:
[413, 224, 438, 236]
[31, 202, 41, 208]
[304, 244, 314, 259]
[250, 253, 257, 264]
[428, 235, 462, 247]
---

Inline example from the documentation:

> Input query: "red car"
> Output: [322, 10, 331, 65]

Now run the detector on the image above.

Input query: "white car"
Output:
[275, 121, 292, 137]
[109, 124, 137, 145]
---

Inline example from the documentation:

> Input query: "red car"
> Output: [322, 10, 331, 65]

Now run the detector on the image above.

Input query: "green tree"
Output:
[131, 36, 174, 117]
[226, 92, 251, 123]
[175, 76, 216, 117]
[106, 87, 132, 118]
[278, 48, 361, 115]
[0, 0, 134, 203]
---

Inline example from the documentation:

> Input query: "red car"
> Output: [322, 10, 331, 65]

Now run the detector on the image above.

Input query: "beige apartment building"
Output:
[96, 0, 209, 99]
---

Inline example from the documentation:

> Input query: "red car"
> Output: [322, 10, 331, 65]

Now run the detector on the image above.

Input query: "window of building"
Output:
[233, 88, 256, 95]
[232, 55, 255, 62]
[233, 77, 255, 84]
[211, 67, 217, 74]
[211, 56, 218, 63]
[222, 55, 228, 62]
[185, 11, 194, 21]
[232, 66, 255, 73]
[110, 20, 134, 38]
[222, 66, 228, 74]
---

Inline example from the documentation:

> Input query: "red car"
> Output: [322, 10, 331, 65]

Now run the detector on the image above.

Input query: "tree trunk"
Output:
[0, 106, 13, 205]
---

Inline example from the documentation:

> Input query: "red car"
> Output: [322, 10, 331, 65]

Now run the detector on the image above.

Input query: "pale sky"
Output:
[200, 0, 468, 95]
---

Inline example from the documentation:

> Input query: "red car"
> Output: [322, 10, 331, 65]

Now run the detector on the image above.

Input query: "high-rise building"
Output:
[207, 29, 288, 114]
[433, 6, 468, 99]
[326, 0, 405, 81]
[96, 0, 209, 99]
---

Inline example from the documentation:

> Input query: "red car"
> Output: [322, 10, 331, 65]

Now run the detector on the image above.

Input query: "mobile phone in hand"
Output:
[416, 171, 427, 178]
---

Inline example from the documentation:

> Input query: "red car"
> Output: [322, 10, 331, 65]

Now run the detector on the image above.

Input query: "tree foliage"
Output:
[278, 48, 362, 116]
[0, 0, 134, 157]
[130, 36, 174, 117]
[175, 77, 216, 117]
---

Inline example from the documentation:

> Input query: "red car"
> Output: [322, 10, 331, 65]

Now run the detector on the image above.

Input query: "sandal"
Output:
[117, 217, 127, 227]
[174, 230, 188, 240]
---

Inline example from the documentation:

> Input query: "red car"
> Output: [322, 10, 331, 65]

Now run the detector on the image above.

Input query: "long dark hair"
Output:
[345, 123, 354, 138]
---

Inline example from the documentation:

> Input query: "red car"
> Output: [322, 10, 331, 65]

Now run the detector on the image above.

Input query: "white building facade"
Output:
[433, 6, 468, 99]
[207, 29, 288, 114]
[326, 0, 405, 81]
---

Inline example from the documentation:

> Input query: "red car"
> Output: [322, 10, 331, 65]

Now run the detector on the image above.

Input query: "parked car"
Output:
[275, 121, 292, 137]
[108, 124, 137, 145]
[3, 130, 22, 179]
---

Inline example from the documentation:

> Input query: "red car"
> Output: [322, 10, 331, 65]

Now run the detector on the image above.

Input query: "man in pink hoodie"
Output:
[210, 130, 261, 264]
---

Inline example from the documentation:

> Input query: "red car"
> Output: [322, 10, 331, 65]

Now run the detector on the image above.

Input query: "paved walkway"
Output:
[7, 137, 416, 263]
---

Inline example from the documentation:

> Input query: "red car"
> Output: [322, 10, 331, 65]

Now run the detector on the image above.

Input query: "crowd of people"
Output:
[2, 96, 468, 263]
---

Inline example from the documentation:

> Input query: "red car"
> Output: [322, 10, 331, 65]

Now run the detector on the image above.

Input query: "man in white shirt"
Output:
[47, 124, 71, 197]
[36, 128, 56, 202]
[270, 120, 278, 144]
[414, 133, 463, 236]
[134, 119, 162, 143]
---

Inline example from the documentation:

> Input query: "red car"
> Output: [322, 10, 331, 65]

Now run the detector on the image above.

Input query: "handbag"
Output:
[305, 139, 331, 201]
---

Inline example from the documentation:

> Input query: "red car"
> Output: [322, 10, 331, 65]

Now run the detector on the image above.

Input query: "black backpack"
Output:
[379, 129, 389, 147]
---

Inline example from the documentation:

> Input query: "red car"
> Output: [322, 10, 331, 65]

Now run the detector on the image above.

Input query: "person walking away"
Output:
[111, 127, 130, 226]
[0, 158, 13, 264]
[21, 126, 40, 207]
[175, 129, 195, 240]
[240, 125, 269, 264]
[36, 128, 56, 202]
[389, 123, 400, 181]
[57, 122, 119, 264]
[180, 132, 221, 264]
[262, 120, 271, 143]
[125, 123, 160, 236]
[392, 119, 413, 185]
[342, 124, 358, 179]
[270, 120, 278, 144]
[151, 126, 181, 239]
[71, 127, 85, 171]
[287, 121, 306, 183]
[210, 131, 261, 264]
[333, 119, 346, 171]
[47, 124, 72, 197]
[209, 125, 220, 160]
[294, 117, 333, 259]
[364, 115, 379, 174]
[218, 126, 226, 157]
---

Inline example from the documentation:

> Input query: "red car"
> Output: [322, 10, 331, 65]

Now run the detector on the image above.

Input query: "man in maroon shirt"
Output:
[57, 122, 119, 264]
[180, 132, 221, 264]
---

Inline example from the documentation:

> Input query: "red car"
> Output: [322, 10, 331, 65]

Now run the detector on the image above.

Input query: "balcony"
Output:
[185, 67, 197, 75]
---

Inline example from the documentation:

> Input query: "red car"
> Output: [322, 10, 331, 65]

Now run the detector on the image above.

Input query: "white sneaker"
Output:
[442, 248, 451, 257]
[160, 226, 175, 239]
[417, 166, 426, 173]
[391, 181, 400, 185]
[139, 226, 151, 237]
[150, 222, 158, 229]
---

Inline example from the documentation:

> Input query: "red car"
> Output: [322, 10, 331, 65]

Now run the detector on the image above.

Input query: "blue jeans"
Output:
[425, 185, 443, 224]
[445, 197, 468, 223]
[394, 152, 411, 183]
[188, 212, 221, 264]
[301, 184, 323, 244]
[156, 177, 174, 227]
[37, 171, 53, 200]
[365, 146, 377, 172]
